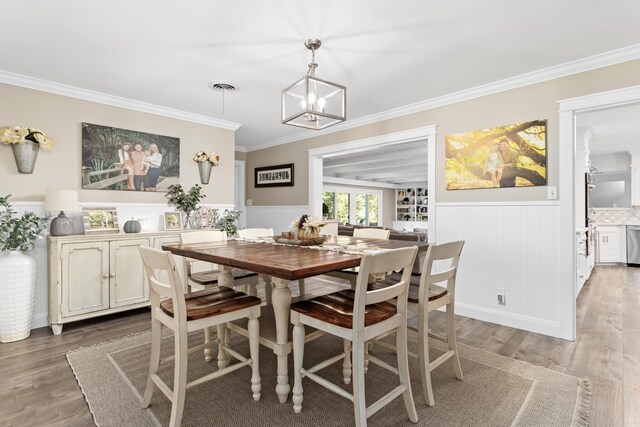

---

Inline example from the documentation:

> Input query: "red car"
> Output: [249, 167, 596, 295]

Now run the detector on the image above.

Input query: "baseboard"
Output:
[455, 302, 567, 340]
[32, 312, 50, 329]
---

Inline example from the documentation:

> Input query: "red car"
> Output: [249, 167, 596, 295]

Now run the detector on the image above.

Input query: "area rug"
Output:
[67, 330, 590, 426]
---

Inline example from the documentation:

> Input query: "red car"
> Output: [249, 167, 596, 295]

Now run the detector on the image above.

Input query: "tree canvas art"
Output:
[445, 120, 547, 190]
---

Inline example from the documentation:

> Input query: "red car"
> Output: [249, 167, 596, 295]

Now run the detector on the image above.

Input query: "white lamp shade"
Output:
[44, 190, 80, 212]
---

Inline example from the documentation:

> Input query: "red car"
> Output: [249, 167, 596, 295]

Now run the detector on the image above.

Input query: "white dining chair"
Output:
[290, 246, 418, 427]
[326, 227, 391, 287]
[180, 230, 261, 362]
[370, 240, 465, 406]
[138, 246, 261, 427]
[237, 228, 275, 303]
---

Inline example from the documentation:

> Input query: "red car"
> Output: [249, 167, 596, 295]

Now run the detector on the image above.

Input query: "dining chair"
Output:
[237, 228, 275, 303]
[290, 246, 419, 427]
[353, 228, 391, 240]
[370, 240, 465, 406]
[180, 230, 261, 362]
[326, 227, 391, 287]
[180, 230, 259, 295]
[320, 221, 338, 236]
[138, 246, 261, 427]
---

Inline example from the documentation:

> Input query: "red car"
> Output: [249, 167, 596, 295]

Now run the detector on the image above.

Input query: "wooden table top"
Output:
[163, 235, 427, 281]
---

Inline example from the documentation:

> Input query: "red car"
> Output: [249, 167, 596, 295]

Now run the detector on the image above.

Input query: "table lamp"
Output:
[44, 190, 80, 236]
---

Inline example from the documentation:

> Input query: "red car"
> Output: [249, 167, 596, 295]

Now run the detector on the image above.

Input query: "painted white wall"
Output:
[245, 205, 310, 236]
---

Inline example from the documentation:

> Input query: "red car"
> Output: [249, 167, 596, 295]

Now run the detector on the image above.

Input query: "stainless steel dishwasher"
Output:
[626, 226, 640, 266]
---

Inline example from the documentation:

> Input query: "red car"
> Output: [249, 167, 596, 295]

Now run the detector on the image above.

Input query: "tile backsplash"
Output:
[591, 208, 640, 224]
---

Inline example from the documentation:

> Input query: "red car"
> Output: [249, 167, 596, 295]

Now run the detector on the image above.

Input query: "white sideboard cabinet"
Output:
[48, 231, 183, 334]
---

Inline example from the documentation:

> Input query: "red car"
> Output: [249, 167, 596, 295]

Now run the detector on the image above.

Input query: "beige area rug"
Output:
[67, 330, 590, 427]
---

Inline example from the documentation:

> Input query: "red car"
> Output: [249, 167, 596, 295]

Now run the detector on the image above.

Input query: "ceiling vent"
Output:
[208, 81, 237, 92]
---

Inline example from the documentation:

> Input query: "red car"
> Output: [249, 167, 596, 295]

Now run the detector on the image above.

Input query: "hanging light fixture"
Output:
[281, 38, 346, 130]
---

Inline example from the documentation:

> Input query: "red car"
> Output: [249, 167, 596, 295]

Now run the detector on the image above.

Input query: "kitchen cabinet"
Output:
[596, 225, 626, 263]
[632, 166, 640, 206]
[48, 232, 182, 334]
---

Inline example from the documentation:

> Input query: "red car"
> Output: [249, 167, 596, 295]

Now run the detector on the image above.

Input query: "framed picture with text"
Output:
[254, 163, 294, 188]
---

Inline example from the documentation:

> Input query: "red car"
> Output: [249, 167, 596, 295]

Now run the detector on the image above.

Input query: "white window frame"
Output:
[323, 185, 383, 226]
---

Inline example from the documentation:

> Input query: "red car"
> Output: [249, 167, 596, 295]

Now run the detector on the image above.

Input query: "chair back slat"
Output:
[353, 228, 391, 240]
[139, 246, 187, 320]
[180, 230, 227, 244]
[420, 241, 464, 298]
[238, 228, 274, 239]
[355, 247, 417, 310]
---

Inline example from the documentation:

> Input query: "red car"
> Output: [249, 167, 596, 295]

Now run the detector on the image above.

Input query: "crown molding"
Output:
[0, 70, 242, 131]
[234, 145, 248, 153]
[249, 43, 640, 152]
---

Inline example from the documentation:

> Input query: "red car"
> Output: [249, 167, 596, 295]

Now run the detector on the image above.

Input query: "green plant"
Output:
[214, 210, 242, 237]
[0, 195, 48, 252]
[165, 184, 205, 215]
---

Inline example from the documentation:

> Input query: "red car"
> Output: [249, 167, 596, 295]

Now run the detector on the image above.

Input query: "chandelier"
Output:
[281, 39, 346, 130]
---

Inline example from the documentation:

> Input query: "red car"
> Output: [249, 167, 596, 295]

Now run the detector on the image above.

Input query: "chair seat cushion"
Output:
[368, 273, 447, 304]
[189, 269, 258, 286]
[291, 290, 396, 329]
[160, 288, 261, 321]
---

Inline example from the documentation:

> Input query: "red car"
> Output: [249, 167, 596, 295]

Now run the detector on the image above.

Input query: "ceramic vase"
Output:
[11, 140, 39, 174]
[198, 162, 213, 185]
[0, 251, 37, 343]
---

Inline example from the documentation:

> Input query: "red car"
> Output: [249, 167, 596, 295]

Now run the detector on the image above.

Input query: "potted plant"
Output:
[214, 210, 242, 237]
[165, 184, 205, 228]
[0, 195, 48, 343]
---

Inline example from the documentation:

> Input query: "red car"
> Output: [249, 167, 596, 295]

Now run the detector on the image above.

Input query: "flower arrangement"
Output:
[290, 214, 326, 231]
[0, 195, 48, 252]
[0, 126, 55, 150]
[193, 151, 220, 165]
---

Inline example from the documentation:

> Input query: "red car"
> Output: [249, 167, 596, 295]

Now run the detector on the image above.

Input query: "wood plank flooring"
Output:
[1, 266, 638, 426]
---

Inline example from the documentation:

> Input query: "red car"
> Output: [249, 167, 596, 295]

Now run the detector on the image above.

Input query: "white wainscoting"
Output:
[245, 205, 310, 234]
[436, 202, 566, 338]
[5, 201, 233, 331]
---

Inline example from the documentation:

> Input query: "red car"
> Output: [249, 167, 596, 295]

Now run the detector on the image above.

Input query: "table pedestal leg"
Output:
[217, 266, 234, 368]
[218, 266, 234, 289]
[272, 277, 292, 403]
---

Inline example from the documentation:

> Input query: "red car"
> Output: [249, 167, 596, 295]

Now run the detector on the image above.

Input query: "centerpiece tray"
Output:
[272, 236, 328, 246]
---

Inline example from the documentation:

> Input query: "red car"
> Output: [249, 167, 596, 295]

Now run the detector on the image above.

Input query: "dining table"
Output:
[163, 235, 429, 403]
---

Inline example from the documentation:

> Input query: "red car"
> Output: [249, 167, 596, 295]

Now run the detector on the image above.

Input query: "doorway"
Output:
[308, 125, 437, 242]
[559, 83, 640, 340]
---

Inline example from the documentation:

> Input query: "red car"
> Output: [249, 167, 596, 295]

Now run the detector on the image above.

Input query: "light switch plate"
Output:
[547, 186, 558, 199]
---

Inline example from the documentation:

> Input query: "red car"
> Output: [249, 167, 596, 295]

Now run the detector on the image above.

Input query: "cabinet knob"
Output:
[102, 274, 109, 279]
[110, 274, 116, 278]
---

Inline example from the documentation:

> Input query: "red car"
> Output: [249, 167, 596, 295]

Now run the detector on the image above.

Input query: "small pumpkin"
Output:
[123, 218, 141, 233]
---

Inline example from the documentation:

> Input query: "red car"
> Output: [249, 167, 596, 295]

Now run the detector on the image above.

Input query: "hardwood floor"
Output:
[1, 267, 637, 426]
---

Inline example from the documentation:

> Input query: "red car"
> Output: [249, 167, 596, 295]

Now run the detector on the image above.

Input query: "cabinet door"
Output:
[110, 238, 150, 307]
[633, 167, 640, 206]
[598, 229, 621, 262]
[60, 241, 110, 317]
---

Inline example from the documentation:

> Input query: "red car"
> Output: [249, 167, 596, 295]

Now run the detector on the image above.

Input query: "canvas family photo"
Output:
[445, 120, 547, 190]
[81, 123, 180, 192]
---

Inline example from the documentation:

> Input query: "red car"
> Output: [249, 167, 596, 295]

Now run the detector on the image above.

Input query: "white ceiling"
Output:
[323, 140, 427, 186]
[2, 1, 640, 151]
[577, 102, 640, 155]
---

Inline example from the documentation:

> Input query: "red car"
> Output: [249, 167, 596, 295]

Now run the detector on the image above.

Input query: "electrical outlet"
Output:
[497, 288, 506, 305]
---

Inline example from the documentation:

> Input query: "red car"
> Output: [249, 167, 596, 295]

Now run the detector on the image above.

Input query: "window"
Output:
[323, 187, 382, 226]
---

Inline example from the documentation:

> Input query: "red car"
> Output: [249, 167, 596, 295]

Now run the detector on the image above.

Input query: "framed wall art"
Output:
[164, 212, 182, 230]
[445, 119, 547, 190]
[255, 163, 294, 188]
[82, 207, 119, 234]
[81, 122, 180, 192]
